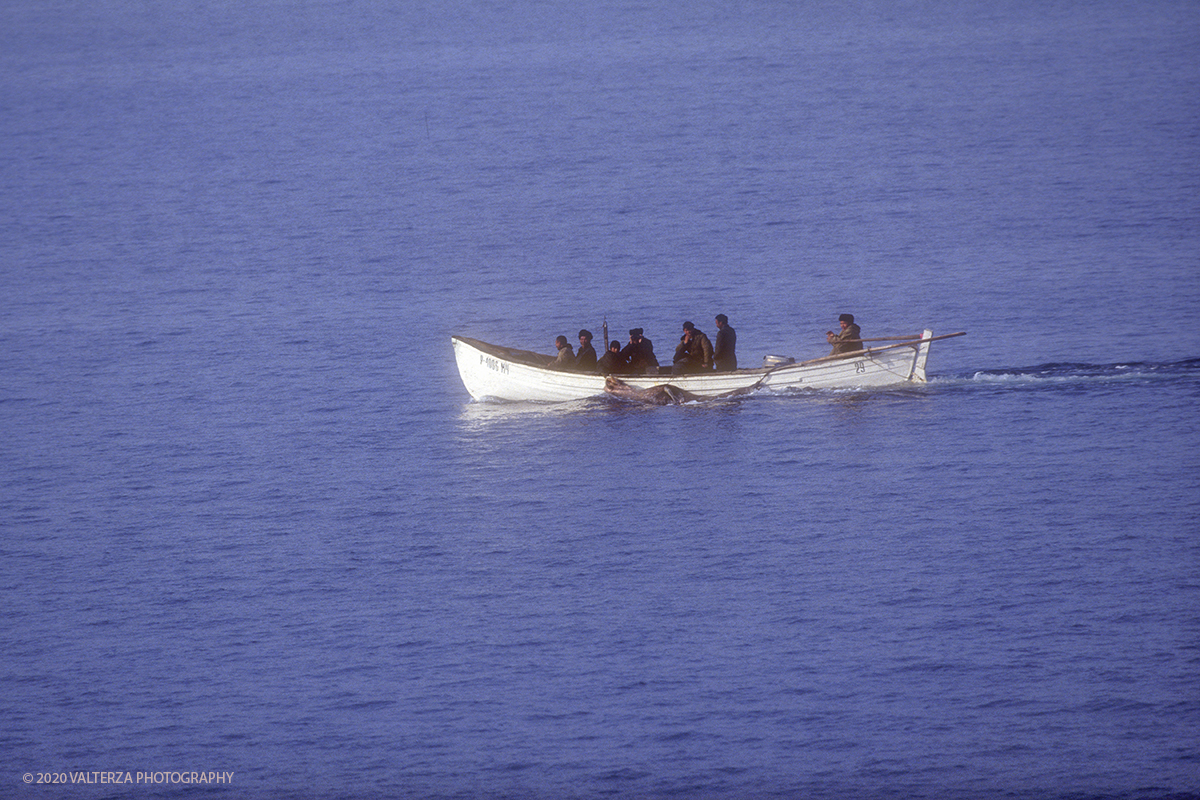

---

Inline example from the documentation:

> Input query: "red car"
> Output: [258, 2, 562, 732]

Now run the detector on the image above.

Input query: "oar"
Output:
[707, 331, 965, 395]
[865, 331, 966, 348]
[798, 331, 967, 366]
[837, 333, 962, 344]
[851, 334, 927, 343]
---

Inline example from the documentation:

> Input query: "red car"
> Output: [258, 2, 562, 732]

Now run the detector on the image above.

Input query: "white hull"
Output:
[453, 330, 946, 403]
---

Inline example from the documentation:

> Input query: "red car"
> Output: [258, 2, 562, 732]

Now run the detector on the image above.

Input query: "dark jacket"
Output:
[714, 325, 737, 371]
[576, 342, 597, 372]
[597, 350, 624, 374]
[691, 329, 714, 369]
[620, 337, 659, 375]
[829, 324, 863, 355]
[673, 330, 714, 372]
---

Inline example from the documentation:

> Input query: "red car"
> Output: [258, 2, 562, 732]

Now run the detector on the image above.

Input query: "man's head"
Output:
[838, 313, 854, 328]
[555, 335, 569, 349]
[578, 329, 593, 344]
[715, 314, 728, 328]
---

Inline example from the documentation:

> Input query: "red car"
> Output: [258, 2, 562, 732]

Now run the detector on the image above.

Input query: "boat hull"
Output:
[452, 331, 936, 403]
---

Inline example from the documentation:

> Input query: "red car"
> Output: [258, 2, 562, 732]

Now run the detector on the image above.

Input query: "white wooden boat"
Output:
[452, 330, 964, 403]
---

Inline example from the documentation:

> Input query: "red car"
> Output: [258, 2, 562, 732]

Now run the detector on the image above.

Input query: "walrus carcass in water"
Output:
[604, 376, 704, 405]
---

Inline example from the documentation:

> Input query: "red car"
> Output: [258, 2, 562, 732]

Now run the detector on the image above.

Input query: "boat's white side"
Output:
[452, 331, 937, 402]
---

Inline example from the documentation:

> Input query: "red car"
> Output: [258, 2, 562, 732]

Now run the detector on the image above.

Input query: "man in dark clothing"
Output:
[597, 340, 624, 374]
[620, 328, 659, 375]
[713, 314, 737, 371]
[575, 329, 597, 372]
[826, 313, 863, 355]
[672, 321, 714, 373]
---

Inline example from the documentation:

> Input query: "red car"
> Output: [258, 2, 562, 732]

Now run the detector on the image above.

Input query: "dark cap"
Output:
[838, 313, 855, 324]
[682, 321, 695, 331]
[716, 314, 728, 324]
[578, 329, 592, 340]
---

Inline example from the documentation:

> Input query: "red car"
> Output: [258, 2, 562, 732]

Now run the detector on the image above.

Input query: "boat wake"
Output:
[935, 358, 1200, 390]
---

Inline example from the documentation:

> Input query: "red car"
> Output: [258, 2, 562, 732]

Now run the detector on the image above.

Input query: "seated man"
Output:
[597, 340, 624, 374]
[575, 329, 598, 372]
[672, 321, 713, 373]
[826, 313, 863, 355]
[547, 335, 575, 369]
[619, 328, 659, 375]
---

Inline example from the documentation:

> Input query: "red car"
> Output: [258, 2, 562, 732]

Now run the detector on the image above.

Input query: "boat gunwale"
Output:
[451, 334, 921, 378]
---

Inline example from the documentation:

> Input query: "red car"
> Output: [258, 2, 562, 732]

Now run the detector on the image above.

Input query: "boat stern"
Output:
[911, 329, 933, 382]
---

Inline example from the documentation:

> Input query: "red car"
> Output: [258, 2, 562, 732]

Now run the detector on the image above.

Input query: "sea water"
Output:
[1, 1, 1198, 798]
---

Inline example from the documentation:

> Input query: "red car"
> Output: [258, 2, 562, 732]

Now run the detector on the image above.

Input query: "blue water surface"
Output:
[1, 1, 1198, 798]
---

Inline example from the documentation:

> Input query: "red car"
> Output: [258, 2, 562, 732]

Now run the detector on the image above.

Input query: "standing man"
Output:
[713, 314, 737, 371]
[576, 329, 597, 372]
[826, 313, 863, 355]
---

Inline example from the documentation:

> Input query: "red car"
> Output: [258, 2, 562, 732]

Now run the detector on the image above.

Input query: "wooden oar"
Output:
[799, 331, 966, 366]
[836, 333, 961, 344]
[851, 334, 926, 343]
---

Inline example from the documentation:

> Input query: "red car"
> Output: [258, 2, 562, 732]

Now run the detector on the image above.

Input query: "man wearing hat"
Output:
[619, 328, 659, 375]
[597, 340, 625, 375]
[575, 329, 598, 372]
[672, 321, 714, 373]
[826, 313, 863, 355]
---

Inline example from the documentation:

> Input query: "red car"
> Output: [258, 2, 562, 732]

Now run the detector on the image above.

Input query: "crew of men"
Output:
[549, 313, 860, 373]
[547, 315, 737, 375]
